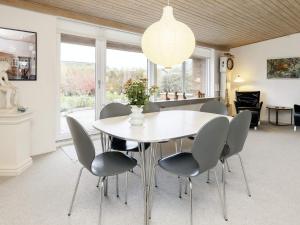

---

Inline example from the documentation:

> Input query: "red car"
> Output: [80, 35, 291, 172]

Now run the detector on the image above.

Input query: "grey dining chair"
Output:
[220, 110, 252, 220]
[189, 100, 228, 142]
[188, 100, 229, 185]
[200, 100, 228, 115]
[66, 116, 137, 225]
[158, 117, 230, 225]
[100, 103, 149, 154]
[142, 101, 160, 114]
[100, 103, 150, 195]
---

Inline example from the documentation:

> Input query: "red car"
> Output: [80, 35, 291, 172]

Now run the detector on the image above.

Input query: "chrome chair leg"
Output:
[178, 176, 182, 198]
[207, 170, 210, 183]
[213, 169, 227, 221]
[98, 177, 105, 225]
[221, 163, 228, 221]
[180, 138, 183, 152]
[225, 159, 231, 172]
[188, 177, 193, 225]
[238, 154, 251, 197]
[184, 180, 188, 195]
[96, 177, 101, 187]
[125, 172, 128, 204]
[154, 164, 158, 188]
[104, 177, 108, 196]
[130, 152, 134, 173]
[116, 175, 119, 198]
[159, 143, 163, 158]
[68, 167, 84, 216]
[294, 126, 297, 132]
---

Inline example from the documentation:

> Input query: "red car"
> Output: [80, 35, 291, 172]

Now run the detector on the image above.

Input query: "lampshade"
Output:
[141, 6, 195, 68]
[234, 75, 244, 83]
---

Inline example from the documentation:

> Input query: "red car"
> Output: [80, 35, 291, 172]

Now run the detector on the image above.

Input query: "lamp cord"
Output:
[167, 0, 170, 5]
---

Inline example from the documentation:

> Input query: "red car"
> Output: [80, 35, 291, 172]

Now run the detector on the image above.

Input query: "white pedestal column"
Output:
[0, 111, 33, 176]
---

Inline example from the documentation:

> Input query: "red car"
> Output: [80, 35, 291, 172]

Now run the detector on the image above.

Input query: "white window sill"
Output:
[151, 97, 218, 108]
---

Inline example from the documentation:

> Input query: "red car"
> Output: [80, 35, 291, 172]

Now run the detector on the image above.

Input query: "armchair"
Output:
[234, 91, 263, 129]
[294, 104, 300, 131]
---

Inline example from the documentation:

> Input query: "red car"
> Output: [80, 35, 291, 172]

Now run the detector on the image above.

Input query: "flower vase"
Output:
[129, 105, 144, 126]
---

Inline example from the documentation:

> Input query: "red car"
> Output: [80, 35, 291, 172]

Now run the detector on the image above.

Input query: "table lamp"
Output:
[234, 75, 244, 91]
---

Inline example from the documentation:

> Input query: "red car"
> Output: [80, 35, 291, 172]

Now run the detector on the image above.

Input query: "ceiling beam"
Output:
[0, 0, 230, 51]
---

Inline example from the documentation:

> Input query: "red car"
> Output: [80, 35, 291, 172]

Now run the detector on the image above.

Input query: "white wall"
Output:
[0, 5, 57, 155]
[230, 33, 300, 122]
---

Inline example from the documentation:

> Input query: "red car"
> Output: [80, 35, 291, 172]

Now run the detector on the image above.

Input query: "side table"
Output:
[266, 106, 293, 126]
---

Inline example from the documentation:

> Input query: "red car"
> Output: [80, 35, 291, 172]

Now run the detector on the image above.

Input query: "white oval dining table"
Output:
[93, 110, 231, 225]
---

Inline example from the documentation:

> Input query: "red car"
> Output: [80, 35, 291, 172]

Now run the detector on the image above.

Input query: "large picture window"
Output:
[156, 64, 183, 99]
[154, 57, 209, 100]
[184, 58, 208, 97]
[104, 43, 211, 103]
[106, 48, 147, 102]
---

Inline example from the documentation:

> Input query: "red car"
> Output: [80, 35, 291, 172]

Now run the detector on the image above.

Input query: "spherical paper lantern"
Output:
[142, 6, 195, 68]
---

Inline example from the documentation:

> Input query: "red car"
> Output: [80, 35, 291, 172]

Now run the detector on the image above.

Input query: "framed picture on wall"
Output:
[0, 27, 37, 80]
[267, 57, 300, 79]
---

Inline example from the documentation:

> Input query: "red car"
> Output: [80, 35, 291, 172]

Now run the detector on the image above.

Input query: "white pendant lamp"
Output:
[141, 3, 195, 68]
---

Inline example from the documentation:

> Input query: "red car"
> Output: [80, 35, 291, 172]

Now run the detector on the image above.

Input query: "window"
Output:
[154, 57, 209, 100]
[184, 58, 208, 98]
[60, 40, 96, 136]
[104, 42, 211, 103]
[156, 64, 183, 100]
[106, 48, 148, 102]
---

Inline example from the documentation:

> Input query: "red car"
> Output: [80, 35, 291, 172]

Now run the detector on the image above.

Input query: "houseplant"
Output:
[123, 78, 158, 126]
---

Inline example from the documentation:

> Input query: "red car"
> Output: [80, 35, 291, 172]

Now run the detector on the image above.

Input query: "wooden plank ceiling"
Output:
[2, 0, 300, 49]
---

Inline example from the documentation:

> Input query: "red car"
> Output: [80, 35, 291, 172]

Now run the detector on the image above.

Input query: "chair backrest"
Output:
[200, 100, 228, 115]
[66, 116, 95, 171]
[225, 110, 251, 158]
[100, 103, 132, 150]
[143, 102, 160, 113]
[100, 103, 131, 119]
[191, 117, 229, 174]
[236, 91, 260, 107]
[294, 104, 300, 113]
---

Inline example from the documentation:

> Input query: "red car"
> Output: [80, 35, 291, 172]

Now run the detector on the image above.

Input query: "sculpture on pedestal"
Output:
[0, 61, 18, 111]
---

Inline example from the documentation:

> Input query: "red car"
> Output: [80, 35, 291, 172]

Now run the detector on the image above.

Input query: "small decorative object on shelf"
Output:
[197, 91, 205, 98]
[174, 91, 178, 100]
[123, 78, 158, 126]
[165, 91, 170, 101]
[17, 106, 27, 113]
[183, 92, 187, 99]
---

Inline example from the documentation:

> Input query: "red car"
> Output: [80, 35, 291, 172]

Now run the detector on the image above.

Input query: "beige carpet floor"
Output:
[0, 124, 300, 225]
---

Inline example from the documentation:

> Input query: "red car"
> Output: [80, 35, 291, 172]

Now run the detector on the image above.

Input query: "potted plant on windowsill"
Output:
[123, 78, 158, 126]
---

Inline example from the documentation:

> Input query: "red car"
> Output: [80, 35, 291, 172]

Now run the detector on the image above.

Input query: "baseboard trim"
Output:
[0, 158, 33, 176]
